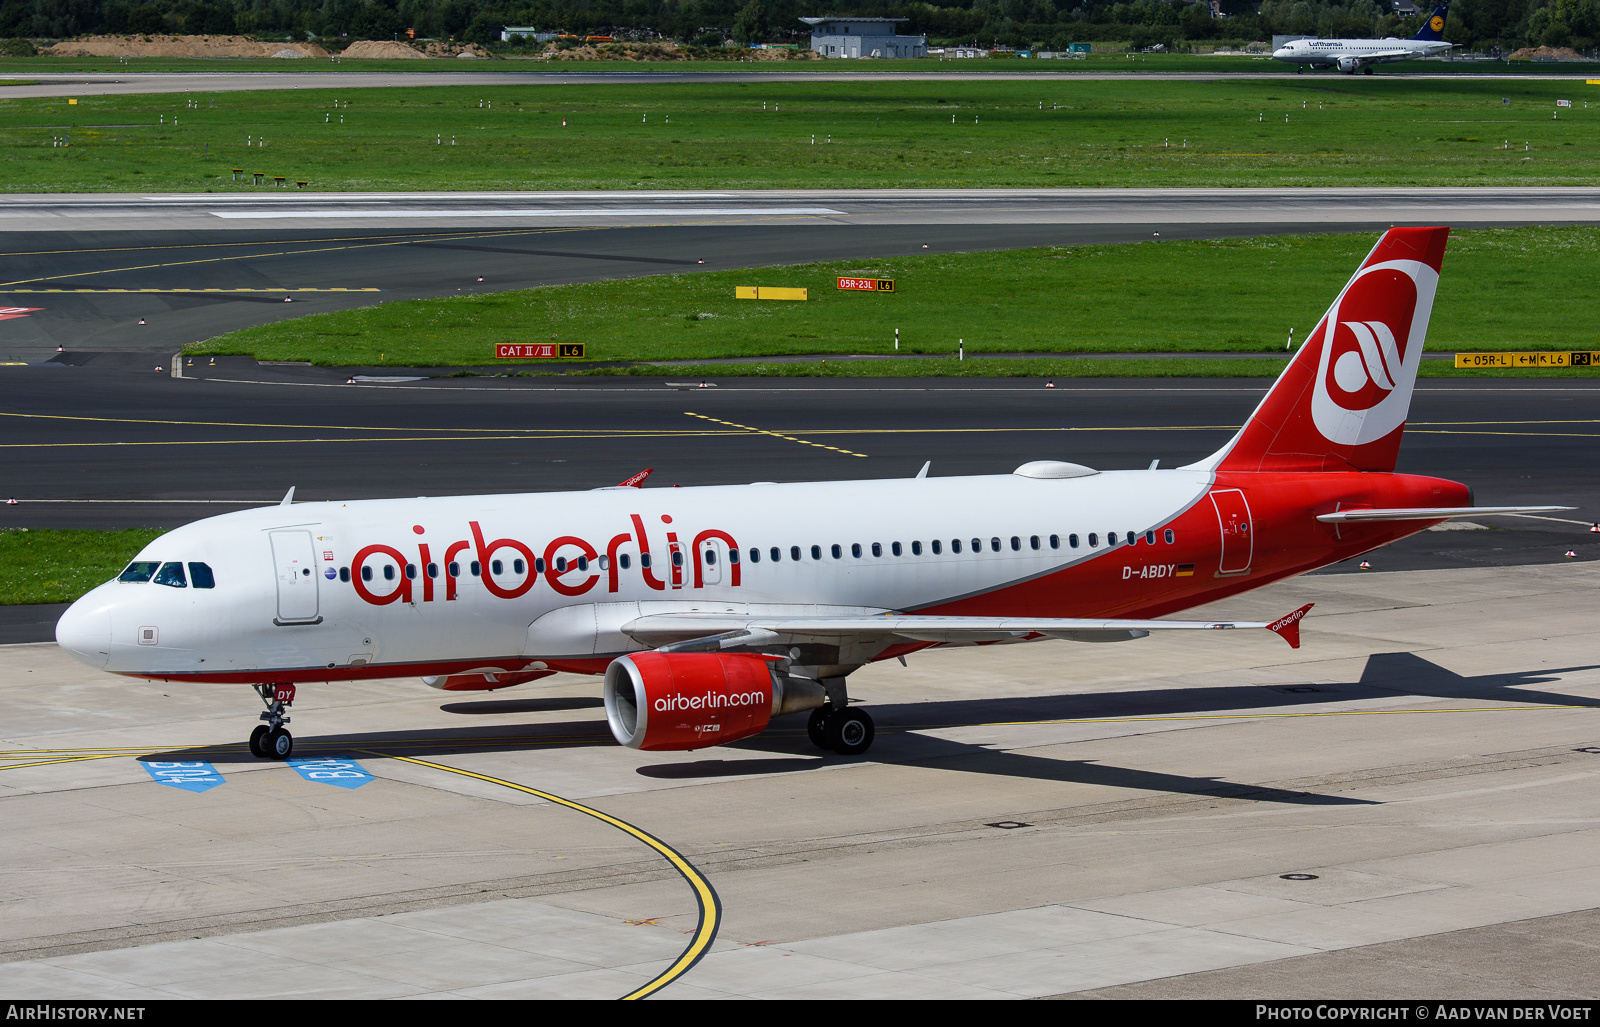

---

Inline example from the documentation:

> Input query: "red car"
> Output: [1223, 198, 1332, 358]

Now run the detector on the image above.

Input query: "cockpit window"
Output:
[188, 562, 215, 589]
[153, 562, 187, 588]
[119, 561, 159, 583]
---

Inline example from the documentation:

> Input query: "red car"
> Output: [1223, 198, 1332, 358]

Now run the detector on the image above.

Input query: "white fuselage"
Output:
[1271, 37, 1452, 68]
[56, 468, 1221, 681]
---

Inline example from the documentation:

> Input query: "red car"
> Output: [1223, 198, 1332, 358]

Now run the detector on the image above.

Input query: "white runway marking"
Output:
[210, 207, 847, 220]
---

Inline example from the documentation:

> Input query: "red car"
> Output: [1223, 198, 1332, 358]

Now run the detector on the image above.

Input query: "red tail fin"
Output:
[1194, 227, 1449, 474]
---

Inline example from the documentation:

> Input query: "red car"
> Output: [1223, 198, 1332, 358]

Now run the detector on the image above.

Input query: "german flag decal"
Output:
[1175, 564, 1196, 577]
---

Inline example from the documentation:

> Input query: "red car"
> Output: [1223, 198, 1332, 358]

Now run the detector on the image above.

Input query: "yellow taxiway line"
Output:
[364, 753, 721, 1001]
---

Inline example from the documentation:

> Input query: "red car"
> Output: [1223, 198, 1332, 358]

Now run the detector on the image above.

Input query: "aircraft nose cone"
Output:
[56, 598, 111, 669]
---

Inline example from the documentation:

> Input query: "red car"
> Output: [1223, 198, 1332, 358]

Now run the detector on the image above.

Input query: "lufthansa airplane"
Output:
[1272, 4, 1455, 73]
[56, 226, 1568, 760]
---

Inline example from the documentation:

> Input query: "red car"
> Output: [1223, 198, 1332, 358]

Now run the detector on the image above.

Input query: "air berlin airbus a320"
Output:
[55, 227, 1567, 760]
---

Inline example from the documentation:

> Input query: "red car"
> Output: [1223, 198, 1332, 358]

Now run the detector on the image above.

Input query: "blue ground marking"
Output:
[286, 757, 374, 789]
[141, 760, 225, 792]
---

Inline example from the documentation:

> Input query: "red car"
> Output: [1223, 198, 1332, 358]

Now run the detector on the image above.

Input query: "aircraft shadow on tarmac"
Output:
[147, 652, 1600, 809]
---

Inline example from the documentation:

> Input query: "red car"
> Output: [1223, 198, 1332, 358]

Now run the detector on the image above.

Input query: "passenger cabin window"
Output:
[932, 540, 943, 555]
[951, 539, 961, 554]
[973, 538, 983, 553]
[891, 542, 901, 557]
[749, 548, 760, 564]
[620, 554, 632, 569]
[771, 547, 782, 563]
[492, 559, 504, 575]
[448, 562, 460, 577]
[811, 545, 822, 561]
[1088, 533, 1098, 548]
[535, 558, 546, 573]
[339, 567, 350, 583]
[909, 541, 920, 556]
[426, 563, 439, 578]
[1145, 530, 1156, 545]
[119, 561, 159, 583]
[1165, 529, 1175, 544]
[188, 562, 215, 589]
[1069, 534, 1079, 549]
[383, 565, 396, 581]
[704, 549, 716, 566]
[362, 566, 374, 582]
[551, 558, 563, 573]
[671, 551, 683, 568]
[640, 553, 652, 569]
[791, 546, 801, 562]
[515, 558, 527, 574]
[153, 561, 187, 587]
[404, 563, 417, 579]
[832, 544, 842, 559]
[871, 543, 881, 557]
[1011, 536, 1021, 551]
[1030, 536, 1040, 551]
[851, 543, 861, 558]
[470, 561, 481, 577]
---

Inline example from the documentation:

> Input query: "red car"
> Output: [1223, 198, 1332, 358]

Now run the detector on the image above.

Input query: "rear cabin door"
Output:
[270, 529, 321, 624]
[1209, 489, 1254, 576]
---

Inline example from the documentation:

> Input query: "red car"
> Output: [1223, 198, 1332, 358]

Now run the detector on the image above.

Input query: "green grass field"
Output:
[3, 75, 1598, 191]
[0, 528, 164, 606]
[185, 225, 1600, 371]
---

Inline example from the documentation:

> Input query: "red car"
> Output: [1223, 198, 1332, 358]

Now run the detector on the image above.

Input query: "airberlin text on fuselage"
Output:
[348, 514, 740, 607]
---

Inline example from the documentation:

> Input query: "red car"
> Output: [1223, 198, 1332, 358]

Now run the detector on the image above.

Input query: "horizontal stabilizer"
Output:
[1316, 505, 1574, 523]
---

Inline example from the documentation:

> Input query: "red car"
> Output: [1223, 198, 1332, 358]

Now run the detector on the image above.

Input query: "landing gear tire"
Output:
[1363, 66, 1374, 74]
[249, 724, 270, 759]
[807, 707, 830, 748]
[824, 708, 875, 756]
[265, 728, 293, 760]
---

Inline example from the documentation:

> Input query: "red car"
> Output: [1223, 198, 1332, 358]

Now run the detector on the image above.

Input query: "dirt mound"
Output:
[1508, 45, 1586, 60]
[336, 39, 427, 59]
[534, 40, 817, 61]
[420, 41, 493, 58]
[47, 35, 328, 58]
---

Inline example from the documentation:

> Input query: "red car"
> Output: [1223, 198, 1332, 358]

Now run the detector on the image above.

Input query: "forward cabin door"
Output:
[270, 529, 321, 624]
[1209, 489, 1254, 576]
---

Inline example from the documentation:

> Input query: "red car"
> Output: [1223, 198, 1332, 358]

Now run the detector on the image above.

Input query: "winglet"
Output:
[1267, 603, 1314, 649]
[617, 469, 653, 488]
[280, 486, 295, 506]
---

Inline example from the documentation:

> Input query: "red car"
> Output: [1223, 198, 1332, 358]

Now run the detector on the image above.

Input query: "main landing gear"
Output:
[249, 683, 295, 760]
[807, 704, 875, 756]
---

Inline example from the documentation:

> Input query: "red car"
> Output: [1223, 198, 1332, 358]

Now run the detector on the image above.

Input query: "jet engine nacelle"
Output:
[603, 652, 825, 751]
[1338, 56, 1360, 72]
[422, 669, 556, 691]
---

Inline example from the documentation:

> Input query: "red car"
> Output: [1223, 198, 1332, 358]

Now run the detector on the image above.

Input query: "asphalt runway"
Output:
[1, 354, 1594, 544]
[3, 186, 1596, 363]
[0, 219, 1385, 362]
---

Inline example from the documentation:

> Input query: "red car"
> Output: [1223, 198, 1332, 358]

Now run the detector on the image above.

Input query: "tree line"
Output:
[1, 0, 1593, 54]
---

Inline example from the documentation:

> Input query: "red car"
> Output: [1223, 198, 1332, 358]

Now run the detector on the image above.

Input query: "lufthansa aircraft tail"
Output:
[1189, 226, 1449, 475]
[1412, 3, 1449, 40]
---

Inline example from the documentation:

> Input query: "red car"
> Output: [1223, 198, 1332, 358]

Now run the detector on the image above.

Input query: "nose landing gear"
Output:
[249, 684, 295, 759]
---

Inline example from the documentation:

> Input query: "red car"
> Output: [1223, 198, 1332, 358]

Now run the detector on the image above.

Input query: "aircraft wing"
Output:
[1316, 506, 1574, 523]
[622, 603, 1313, 650]
[1361, 49, 1424, 61]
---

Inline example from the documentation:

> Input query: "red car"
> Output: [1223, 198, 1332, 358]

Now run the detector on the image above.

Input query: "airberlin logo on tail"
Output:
[1309, 259, 1439, 447]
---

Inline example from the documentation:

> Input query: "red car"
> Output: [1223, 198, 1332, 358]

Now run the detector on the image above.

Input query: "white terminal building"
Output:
[800, 17, 927, 58]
